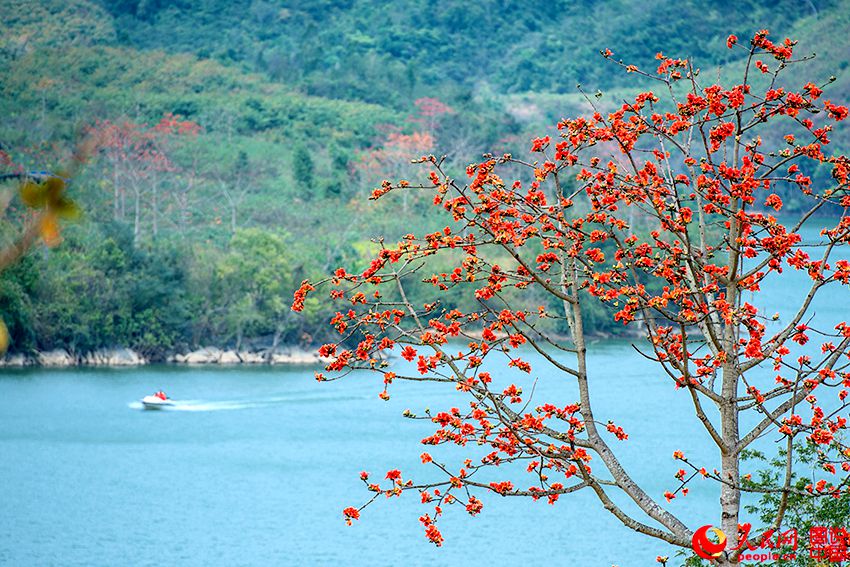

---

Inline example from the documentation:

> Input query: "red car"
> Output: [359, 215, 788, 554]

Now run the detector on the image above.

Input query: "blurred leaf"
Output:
[53, 196, 82, 220]
[43, 177, 65, 203]
[20, 181, 47, 208]
[0, 318, 8, 355]
[39, 213, 62, 247]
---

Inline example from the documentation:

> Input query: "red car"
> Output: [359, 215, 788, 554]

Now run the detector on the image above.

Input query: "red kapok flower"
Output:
[401, 346, 417, 361]
[343, 506, 360, 525]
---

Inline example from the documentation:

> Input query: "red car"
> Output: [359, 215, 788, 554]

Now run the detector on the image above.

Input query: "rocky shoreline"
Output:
[0, 346, 329, 368]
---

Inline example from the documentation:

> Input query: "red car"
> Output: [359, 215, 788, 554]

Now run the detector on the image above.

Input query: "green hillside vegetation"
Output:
[0, 0, 848, 359]
[100, 0, 830, 95]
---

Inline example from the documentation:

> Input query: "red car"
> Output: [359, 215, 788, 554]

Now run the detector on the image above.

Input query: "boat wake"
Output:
[166, 400, 258, 412]
[128, 399, 255, 412]
[129, 394, 367, 412]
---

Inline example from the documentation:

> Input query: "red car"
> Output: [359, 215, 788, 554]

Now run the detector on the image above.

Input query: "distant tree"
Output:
[87, 114, 200, 244]
[218, 228, 292, 353]
[295, 32, 850, 565]
[291, 143, 316, 200]
[355, 129, 434, 214]
[215, 150, 251, 234]
[410, 97, 455, 135]
[212, 149, 274, 234]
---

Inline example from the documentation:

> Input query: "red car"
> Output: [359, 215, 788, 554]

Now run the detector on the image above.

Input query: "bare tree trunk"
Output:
[218, 178, 242, 235]
[719, 376, 741, 566]
[151, 181, 158, 238]
[134, 188, 141, 245]
[718, 195, 744, 564]
[271, 320, 284, 353]
[113, 167, 120, 221]
[177, 164, 196, 238]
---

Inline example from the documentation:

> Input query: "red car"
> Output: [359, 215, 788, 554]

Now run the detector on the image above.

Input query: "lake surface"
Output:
[0, 356, 712, 567]
[1, 219, 848, 566]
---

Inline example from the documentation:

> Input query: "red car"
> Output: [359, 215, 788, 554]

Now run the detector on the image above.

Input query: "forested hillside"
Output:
[1, 0, 848, 359]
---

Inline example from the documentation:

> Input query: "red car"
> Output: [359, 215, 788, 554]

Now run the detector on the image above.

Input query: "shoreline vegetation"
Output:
[0, 346, 331, 368]
[0, 326, 637, 368]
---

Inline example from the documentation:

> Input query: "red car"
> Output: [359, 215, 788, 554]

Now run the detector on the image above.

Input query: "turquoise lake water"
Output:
[1, 220, 848, 566]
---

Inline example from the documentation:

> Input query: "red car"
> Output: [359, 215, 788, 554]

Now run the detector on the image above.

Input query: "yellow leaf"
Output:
[0, 318, 8, 355]
[43, 176, 65, 203]
[53, 196, 82, 220]
[40, 213, 62, 247]
[20, 181, 47, 208]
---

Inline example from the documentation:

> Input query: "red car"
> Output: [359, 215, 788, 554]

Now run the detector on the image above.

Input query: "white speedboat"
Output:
[141, 394, 175, 410]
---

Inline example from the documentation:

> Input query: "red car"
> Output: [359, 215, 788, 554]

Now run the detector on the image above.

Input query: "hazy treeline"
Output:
[0, 0, 847, 358]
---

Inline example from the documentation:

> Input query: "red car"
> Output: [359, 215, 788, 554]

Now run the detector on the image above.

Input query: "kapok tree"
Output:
[355, 129, 435, 215]
[293, 31, 850, 565]
[87, 114, 200, 243]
